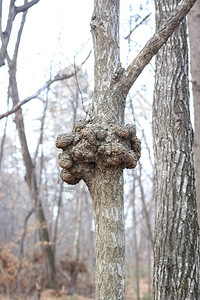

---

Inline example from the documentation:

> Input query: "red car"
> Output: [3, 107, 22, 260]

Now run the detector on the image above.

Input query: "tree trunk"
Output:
[152, 0, 200, 298]
[132, 171, 140, 300]
[87, 169, 125, 300]
[73, 181, 84, 260]
[188, 0, 200, 229]
[56, 1, 141, 298]
[8, 60, 57, 289]
[138, 161, 153, 247]
[70, 181, 84, 289]
[56, 1, 198, 299]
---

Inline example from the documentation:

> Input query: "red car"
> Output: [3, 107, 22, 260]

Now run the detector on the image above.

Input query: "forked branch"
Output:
[122, 0, 197, 94]
[15, 0, 40, 13]
[0, 0, 40, 67]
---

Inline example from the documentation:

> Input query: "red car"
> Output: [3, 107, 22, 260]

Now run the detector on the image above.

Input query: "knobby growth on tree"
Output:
[56, 122, 141, 186]
[56, 0, 198, 299]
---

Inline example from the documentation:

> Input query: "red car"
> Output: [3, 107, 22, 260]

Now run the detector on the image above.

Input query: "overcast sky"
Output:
[0, 0, 155, 149]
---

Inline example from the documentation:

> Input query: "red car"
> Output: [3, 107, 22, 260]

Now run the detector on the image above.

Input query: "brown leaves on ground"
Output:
[0, 244, 18, 293]
[40, 291, 92, 300]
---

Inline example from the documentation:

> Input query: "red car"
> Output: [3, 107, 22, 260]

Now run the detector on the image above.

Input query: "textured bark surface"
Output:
[56, 121, 141, 300]
[132, 174, 140, 300]
[88, 170, 125, 300]
[90, 0, 125, 124]
[153, 1, 200, 299]
[56, 0, 198, 299]
[56, 2, 140, 299]
[188, 0, 200, 229]
[56, 121, 141, 185]
[72, 182, 84, 260]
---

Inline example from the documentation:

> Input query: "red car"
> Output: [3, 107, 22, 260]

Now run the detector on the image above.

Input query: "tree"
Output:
[0, 0, 40, 67]
[152, 0, 200, 299]
[188, 0, 200, 229]
[0, 1, 93, 291]
[56, 0, 198, 299]
[4, 3, 57, 288]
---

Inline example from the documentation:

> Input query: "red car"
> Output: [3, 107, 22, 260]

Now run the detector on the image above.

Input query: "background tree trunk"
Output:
[72, 183, 83, 261]
[188, 0, 200, 229]
[138, 161, 153, 247]
[7, 58, 57, 289]
[152, 0, 200, 298]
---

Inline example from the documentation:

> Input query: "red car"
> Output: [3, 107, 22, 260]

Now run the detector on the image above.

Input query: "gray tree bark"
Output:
[132, 172, 140, 300]
[73, 182, 84, 261]
[153, 0, 200, 299]
[88, 169, 125, 299]
[188, 0, 200, 229]
[56, 0, 198, 299]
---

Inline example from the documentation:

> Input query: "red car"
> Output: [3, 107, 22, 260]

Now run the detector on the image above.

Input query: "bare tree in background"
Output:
[5, 6, 57, 287]
[0, 0, 93, 291]
[153, 0, 199, 298]
[56, 0, 197, 299]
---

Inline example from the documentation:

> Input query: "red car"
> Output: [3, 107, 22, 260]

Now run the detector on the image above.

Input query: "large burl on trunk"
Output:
[56, 1, 141, 297]
[56, 120, 141, 300]
[56, 121, 141, 186]
[56, 0, 198, 298]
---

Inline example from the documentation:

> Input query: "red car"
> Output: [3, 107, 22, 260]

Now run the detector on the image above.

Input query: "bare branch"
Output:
[13, 8, 27, 62]
[121, 0, 197, 94]
[124, 13, 151, 40]
[0, 51, 92, 120]
[74, 54, 90, 117]
[15, 0, 40, 14]
[0, 0, 40, 67]
[33, 90, 49, 164]
[0, 0, 3, 33]
[0, 1, 16, 67]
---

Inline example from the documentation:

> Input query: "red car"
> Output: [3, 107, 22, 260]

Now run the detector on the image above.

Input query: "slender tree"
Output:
[56, 0, 197, 299]
[4, 1, 57, 288]
[152, 0, 200, 298]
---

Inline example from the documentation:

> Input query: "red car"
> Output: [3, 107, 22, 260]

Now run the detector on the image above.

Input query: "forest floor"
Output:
[0, 278, 151, 300]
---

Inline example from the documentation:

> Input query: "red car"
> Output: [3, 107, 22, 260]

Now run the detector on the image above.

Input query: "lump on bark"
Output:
[56, 120, 141, 185]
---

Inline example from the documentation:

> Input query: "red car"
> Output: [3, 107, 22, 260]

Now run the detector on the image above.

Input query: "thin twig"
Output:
[0, 51, 92, 120]
[33, 90, 49, 165]
[0, 0, 3, 33]
[73, 51, 92, 117]
[0, 90, 10, 171]
[125, 13, 151, 40]
[13, 4, 28, 62]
